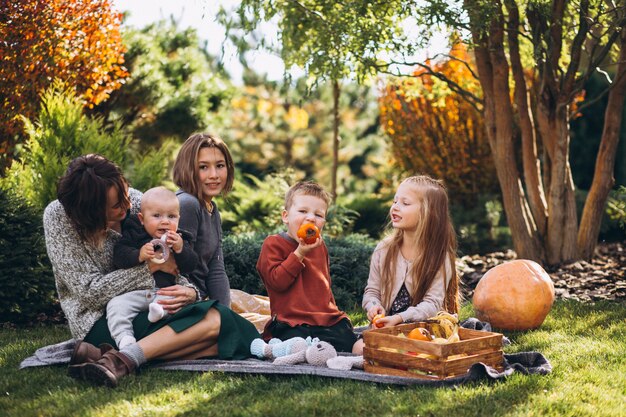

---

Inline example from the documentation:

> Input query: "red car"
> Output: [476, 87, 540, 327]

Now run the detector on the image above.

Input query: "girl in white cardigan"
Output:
[353, 176, 459, 354]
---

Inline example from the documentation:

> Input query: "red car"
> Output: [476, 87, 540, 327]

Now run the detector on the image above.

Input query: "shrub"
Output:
[1, 82, 175, 209]
[221, 170, 359, 237]
[345, 195, 390, 239]
[3, 81, 130, 209]
[606, 186, 626, 231]
[223, 232, 376, 311]
[223, 232, 266, 296]
[326, 234, 376, 310]
[220, 173, 291, 235]
[0, 190, 58, 324]
[451, 194, 512, 255]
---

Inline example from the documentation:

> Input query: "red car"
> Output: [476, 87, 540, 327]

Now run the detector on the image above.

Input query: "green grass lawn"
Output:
[1, 300, 624, 417]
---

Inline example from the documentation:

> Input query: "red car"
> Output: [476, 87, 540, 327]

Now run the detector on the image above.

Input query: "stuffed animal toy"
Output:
[273, 338, 337, 366]
[250, 337, 308, 360]
[326, 355, 365, 370]
[250, 336, 365, 370]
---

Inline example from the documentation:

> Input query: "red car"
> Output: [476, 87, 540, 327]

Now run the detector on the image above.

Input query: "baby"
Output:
[108, 187, 198, 348]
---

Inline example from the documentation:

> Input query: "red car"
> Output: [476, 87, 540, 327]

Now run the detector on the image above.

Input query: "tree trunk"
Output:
[535, 97, 579, 264]
[331, 79, 340, 202]
[471, 2, 544, 262]
[505, 0, 548, 236]
[578, 30, 626, 259]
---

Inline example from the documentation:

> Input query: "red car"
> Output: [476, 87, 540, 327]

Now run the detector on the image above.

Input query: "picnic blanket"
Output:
[19, 318, 551, 386]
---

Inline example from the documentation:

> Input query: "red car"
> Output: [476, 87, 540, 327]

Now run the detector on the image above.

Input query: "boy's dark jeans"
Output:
[265, 317, 357, 353]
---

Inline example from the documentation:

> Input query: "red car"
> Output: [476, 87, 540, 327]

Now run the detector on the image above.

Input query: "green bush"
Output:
[220, 173, 291, 235]
[345, 195, 390, 239]
[221, 170, 360, 237]
[223, 232, 267, 296]
[606, 186, 626, 231]
[223, 232, 376, 311]
[1, 81, 174, 209]
[451, 194, 512, 255]
[0, 190, 58, 324]
[326, 234, 376, 310]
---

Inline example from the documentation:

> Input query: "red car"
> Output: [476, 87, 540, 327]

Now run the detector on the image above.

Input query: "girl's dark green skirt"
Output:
[84, 300, 260, 360]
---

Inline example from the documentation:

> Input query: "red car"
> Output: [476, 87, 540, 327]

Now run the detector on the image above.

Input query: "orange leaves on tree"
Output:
[379, 42, 498, 203]
[0, 0, 128, 172]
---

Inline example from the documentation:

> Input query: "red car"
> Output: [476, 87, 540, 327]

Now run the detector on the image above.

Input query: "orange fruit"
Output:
[408, 327, 431, 341]
[372, 313, 385, 328]
[297, 224, 320, 244]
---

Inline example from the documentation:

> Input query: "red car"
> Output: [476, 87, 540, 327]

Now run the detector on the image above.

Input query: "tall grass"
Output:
[1, 300, 624, 417]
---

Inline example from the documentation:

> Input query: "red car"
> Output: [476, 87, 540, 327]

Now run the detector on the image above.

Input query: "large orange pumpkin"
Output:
[472, 259, 555, 330]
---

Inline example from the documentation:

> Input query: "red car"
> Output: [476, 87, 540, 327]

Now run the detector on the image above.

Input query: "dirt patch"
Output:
[457, 241, 626, 303]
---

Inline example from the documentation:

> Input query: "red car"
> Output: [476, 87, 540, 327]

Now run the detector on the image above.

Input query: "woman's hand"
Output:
[156, 285, 196, 314]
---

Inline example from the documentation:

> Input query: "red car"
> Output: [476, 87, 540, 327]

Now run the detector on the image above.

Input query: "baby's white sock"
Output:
[148, 302, 166, 323]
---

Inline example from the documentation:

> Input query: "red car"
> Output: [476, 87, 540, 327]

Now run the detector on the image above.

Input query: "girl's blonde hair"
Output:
[172, 133, 235, 206]
[380, 175, 459, 313]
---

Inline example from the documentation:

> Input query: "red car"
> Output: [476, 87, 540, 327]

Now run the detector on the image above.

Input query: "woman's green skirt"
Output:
[84, 300, 260, 360]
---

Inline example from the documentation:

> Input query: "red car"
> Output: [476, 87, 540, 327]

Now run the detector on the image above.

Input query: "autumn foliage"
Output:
[379, 43, 498, 203]
[0, 0, 128, 172]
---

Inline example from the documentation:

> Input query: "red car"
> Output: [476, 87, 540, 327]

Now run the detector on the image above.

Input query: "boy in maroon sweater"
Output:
[256, 181, 358, 353]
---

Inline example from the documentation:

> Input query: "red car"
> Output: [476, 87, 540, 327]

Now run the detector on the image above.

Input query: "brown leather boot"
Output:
[69, 340, 114, 365]
[67, 340, 114, 379]
[80, 350, 137, 388]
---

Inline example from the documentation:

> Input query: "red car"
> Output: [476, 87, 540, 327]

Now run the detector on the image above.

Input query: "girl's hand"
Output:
[156, 285, 196, 314]
[148, 255, 179, 276]
[375, 314, 403, 328]
[139, 242, 155, 263]
[367, 305, 385, 321]
[166, 231, 184, 253]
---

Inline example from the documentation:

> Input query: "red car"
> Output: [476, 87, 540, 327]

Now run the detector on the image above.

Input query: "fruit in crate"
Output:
[297, 223, 320, 244]
[425, 311, 460, 343]
[473, 259, 555, 330]
[408, 327, 431, 341]
[372, 313, 385, 328]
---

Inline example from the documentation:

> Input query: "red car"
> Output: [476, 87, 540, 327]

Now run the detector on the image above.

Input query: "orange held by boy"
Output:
[297, 223, 320, 244]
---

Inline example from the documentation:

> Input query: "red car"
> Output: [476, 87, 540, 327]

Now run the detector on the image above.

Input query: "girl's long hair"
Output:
[380, 175, 459, 313]
[172, 133, 235, 207]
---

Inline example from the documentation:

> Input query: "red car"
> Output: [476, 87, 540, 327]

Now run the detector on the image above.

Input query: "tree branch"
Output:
[428, 52, 481, 80]
[375, 60, 484, 111]
[563, 0, 590, 94]
[286, 0, 327, 22]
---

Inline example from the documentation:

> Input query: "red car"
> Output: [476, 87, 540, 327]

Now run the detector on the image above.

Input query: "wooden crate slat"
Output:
[441, 350, 504, 376]
[363, 347, 443, 373]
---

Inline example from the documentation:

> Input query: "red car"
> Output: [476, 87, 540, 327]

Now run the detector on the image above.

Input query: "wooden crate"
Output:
[363, 322, 504, 380]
